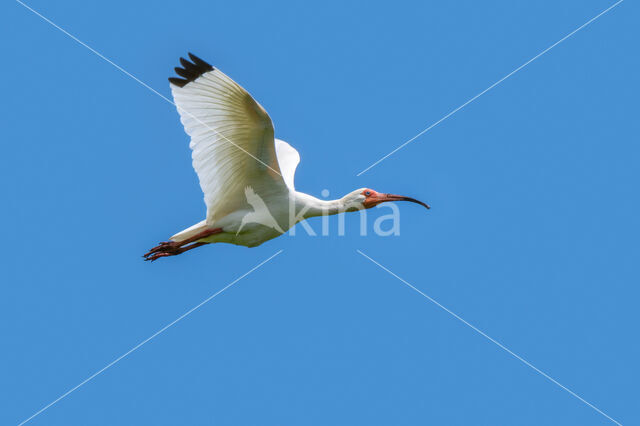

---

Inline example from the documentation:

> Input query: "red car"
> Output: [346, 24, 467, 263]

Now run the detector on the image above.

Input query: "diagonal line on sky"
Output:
[17, 250, 284, 426]
[356, 0, 624, 176]
[15, 0, 282, 177]
[356, 249, 622, 425]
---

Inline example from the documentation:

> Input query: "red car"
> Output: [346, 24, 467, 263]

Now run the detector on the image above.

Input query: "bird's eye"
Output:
[365, 191, 371, 196]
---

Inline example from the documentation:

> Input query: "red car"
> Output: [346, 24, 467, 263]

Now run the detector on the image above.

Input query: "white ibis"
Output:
[144, 53, 429, 261]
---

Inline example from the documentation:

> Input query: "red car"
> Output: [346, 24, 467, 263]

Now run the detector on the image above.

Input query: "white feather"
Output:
[274, 138, 300, 190]
[170, 68, 295, 224]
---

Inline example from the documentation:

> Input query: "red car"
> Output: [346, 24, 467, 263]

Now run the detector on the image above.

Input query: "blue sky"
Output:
[1, 0, 638, 424]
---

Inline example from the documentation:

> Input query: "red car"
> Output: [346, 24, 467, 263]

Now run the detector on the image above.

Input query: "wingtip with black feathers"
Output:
[168, 52, 214, 87]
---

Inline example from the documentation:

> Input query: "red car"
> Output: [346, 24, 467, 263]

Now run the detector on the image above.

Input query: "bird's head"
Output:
[342, 188, 430, 211]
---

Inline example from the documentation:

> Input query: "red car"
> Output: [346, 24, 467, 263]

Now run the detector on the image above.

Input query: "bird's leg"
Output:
[143, 228, 222, 261]
[145, 242, 207, 262]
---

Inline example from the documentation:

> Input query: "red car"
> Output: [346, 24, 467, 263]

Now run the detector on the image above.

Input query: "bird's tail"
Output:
[170, 220, 209, 242]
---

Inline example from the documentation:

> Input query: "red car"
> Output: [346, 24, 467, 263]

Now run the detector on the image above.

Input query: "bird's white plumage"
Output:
[170, 68, 295, 223]
[145, 53, 427, 259]
[274, 138, 300, 190]
[236, 186, 285, 235]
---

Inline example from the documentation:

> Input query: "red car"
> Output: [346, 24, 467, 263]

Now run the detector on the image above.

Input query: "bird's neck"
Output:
[293, 191, 345, 219]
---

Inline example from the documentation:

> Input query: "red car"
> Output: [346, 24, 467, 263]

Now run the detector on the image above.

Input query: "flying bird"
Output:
[144, 53, 429, 261]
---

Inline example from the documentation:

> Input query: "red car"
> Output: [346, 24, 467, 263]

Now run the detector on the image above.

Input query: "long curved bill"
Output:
[377, 193, 430, 209]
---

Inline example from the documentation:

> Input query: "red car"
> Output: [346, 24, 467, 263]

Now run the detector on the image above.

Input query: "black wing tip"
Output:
[168, 77, 188, 87]
[168, 52, 214, 87]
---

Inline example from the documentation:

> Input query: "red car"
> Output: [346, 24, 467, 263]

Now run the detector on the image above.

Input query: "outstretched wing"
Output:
[170, 53, 287, 222]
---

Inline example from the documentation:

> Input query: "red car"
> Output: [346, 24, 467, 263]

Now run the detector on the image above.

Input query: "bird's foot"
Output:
[144, 228, 220, 262]
[143, 241, 182, 261]
[143, 241, 208, 262]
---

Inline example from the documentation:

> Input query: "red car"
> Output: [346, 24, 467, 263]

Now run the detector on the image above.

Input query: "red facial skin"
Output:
[361, 189, 430, 210]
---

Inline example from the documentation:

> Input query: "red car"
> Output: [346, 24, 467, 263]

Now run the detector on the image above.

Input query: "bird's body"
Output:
[168, 186, 353, 249]
[144, 54, 429, 261]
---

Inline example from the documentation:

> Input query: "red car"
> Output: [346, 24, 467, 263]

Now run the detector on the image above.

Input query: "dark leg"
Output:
[143, 228, 222, 261]
[145, 242, 207, 262]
